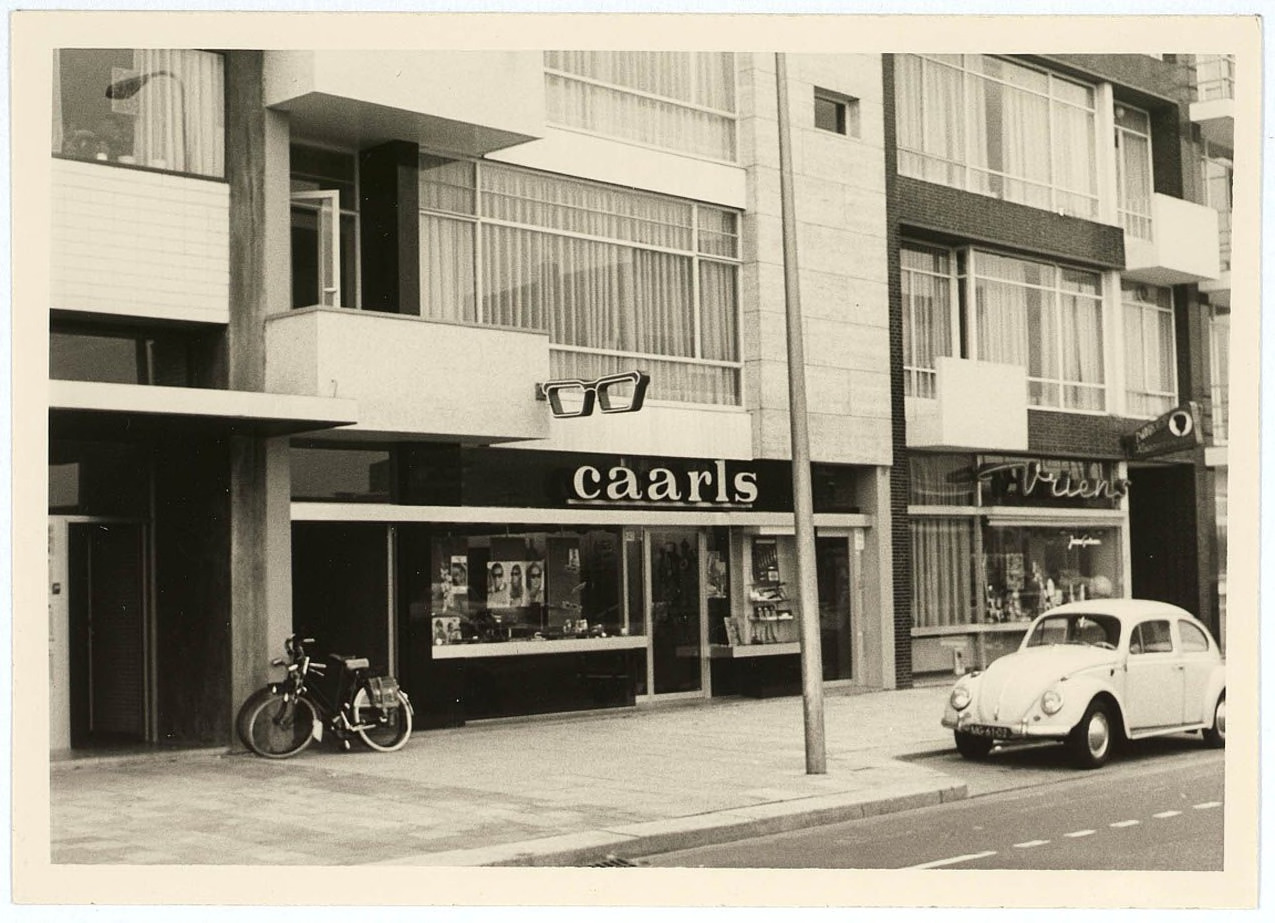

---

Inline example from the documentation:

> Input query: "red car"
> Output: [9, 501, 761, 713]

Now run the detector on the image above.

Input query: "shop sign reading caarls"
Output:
[569, 459, 759, 506]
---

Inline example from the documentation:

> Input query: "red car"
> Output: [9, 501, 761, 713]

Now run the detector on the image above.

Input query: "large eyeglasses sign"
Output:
[536, 370, 650, 419]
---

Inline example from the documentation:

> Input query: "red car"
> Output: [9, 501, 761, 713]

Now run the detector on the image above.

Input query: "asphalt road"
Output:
[644, 741, 1224, 870]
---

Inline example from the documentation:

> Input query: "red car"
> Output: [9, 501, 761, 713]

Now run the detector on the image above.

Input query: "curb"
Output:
[372, 779, 969, 867]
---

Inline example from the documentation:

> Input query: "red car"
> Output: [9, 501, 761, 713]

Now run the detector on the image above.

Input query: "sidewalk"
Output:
[49, 685, 964, 867]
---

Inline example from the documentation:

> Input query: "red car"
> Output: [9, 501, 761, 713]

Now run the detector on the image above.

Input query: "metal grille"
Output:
[586, 855, 641, 868]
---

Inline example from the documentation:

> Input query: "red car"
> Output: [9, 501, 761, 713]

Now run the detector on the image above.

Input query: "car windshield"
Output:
[1025, 613, 1121, 649]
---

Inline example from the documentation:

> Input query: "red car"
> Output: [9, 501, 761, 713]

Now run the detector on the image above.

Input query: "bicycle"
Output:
[238, 635, 413, 759]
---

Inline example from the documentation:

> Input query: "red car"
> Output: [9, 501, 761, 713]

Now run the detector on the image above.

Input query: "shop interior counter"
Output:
[709, 641, 801, 658]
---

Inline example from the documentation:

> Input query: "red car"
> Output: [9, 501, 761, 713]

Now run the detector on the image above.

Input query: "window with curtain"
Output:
[419, 156, 742, 405]
[911, 517, 976, 628]
[544, 51, 737, 162]
[1209, 308, 1230, 445]
[901, 244, 955, 398]
[1115, 105, 1154, 240]
[895, 54, 1097, 219]
[1202, 143, 1233, 272]
[972, 250, 1105, 411]
[1122, 282, 1177, 418]
[53, 48, 224, 178]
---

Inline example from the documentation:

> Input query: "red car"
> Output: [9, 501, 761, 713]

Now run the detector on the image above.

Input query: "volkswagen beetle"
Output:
[941, 599, 1225, 769]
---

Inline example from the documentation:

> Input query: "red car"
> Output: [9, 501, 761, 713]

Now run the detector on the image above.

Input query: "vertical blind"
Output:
[421, 158, 742, 405]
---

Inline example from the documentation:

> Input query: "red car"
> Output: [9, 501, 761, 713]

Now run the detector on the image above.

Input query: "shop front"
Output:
[908, 453, 1131, 677]
[290, 445, 879, 726]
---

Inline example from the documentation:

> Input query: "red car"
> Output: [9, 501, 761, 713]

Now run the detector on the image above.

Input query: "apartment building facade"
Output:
[48, 50, 896, 750]
[885, 53, 1232, 680]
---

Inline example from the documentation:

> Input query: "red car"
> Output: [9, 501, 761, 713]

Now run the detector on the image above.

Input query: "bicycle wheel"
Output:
[236, 686, 274, 749]
[243, 690, 317, 759]
[352, 686, 413, 752]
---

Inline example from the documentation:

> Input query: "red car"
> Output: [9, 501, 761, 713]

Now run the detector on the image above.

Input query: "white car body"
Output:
[941, 599, 1226, 768]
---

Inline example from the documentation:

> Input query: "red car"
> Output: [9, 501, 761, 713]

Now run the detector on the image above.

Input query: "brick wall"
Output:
[882, 55, 913, 689]
[896, 176, 1126, 270]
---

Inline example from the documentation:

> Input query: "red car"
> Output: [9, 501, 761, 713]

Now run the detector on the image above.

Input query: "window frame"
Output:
[418, 153, 744, 406]
[895, 53, 1099, 219]
[813, 88, 860, 138]
[1122, 281, 1178, 418]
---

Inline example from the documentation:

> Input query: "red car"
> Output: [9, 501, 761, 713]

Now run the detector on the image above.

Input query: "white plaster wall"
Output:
[264, 51, 545, 140]
[265, 309, 551, 442]
[50, 160, 229, 323]
[523, 403, 753, 460]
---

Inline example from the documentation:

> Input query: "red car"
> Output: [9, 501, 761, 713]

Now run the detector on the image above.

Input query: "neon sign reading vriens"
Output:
[976, 460, 1130, 502]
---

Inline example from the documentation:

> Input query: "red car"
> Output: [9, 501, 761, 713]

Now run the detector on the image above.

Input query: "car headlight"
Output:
[950, 685, 972, 711]
[1041, 688, 1064, 715]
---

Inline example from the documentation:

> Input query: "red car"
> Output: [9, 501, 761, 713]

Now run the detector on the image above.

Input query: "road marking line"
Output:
[1153, 810, 1182, 819]
[1064, 829, 1096, 838]
[1193, 801, 1222, 810]
[1110, 820, 1141, 828]
[1013, 839, 1050, 848]
[905, 851, 998, 869]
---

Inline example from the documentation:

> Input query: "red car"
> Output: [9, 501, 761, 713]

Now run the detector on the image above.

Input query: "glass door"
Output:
[648, 530, 704, 695]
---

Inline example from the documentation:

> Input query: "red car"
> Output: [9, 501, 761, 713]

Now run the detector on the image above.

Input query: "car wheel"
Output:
[1067, 699, 1115, 769]
[954, 731, 994, 760]
[1202, 694, 1226, 748]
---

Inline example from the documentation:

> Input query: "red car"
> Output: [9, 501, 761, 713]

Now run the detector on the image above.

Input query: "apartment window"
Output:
[973, 251, 1105, 412]
[814, 89, 859, 137]
[53, 49, 224, 178]
[895, 54, 1098, 219]
[904, 243, 1106, 412]
[1209, 308, 1230, 445]
[1194, 54, 1236, 102]
[1122, 282, 1177, 418]
[901, 244, 956, 398]
[420, 156, 741, 405]
[544, 51, 737, 161]
[1115, 105, 1154, 240]
[1202, 143, 1233, 272]
[291, 145, 359, 309]
[50, 323, 198, 386]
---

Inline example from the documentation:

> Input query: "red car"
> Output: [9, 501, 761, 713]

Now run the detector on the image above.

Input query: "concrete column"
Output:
[860, 465, 896, 690]
[225, 52, 296, 739]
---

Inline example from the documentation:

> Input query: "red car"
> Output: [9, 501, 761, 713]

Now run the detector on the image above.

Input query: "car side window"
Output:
[1179, 620, 1210, 653]
[1132, 619, 1173, 654]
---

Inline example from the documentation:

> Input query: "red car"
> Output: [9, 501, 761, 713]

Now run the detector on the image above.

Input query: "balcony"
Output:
[51, 159, 229, 324]
[1190, 55, 1235, 149]
[1122, 194, 1221, 286]
[263, 51, 545, 155]
[905, 357, 1028, 452]
[264, 308, 551, 443]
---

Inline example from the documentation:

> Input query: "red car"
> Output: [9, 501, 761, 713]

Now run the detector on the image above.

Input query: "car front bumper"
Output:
[943, 710, 1075, 742]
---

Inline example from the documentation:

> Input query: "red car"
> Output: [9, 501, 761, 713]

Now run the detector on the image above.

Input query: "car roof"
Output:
[1038, 598, 1198, 622]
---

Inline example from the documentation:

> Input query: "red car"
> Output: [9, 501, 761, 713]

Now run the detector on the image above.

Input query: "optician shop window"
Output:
[53, 49, 224, 178]
[909, 454, 1124, 629]
[426, 527, 641, 646]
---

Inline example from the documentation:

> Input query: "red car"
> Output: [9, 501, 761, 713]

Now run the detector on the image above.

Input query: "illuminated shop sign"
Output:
[977, 458, 1130, 507]
[568, 459, 758, 506]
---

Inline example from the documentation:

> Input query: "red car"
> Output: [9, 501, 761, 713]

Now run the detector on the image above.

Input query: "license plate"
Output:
[964, 724, 1011, 740]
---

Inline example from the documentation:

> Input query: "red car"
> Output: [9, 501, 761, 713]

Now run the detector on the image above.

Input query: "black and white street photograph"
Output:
[6, 4, 1264, 915]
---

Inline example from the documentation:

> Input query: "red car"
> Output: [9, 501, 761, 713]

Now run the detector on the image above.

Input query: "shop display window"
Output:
[428, 527, 640, 645]
[982, 525, 1120, 623]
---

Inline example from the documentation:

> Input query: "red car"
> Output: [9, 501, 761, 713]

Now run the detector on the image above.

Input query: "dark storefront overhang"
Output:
[49, 380, 360, 441]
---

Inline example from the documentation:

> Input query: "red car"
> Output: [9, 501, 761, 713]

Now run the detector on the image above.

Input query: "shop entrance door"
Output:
[648, 530, 705, 696]
[67, 522, 148, 747]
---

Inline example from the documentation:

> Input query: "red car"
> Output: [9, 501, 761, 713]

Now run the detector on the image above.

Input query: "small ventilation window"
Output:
[814, 89, 859, 137]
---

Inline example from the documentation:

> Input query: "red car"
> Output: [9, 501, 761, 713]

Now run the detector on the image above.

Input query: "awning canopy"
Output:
[48, 380, 359, 440]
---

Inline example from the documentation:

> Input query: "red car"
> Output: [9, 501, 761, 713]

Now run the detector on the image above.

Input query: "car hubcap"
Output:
[1216, 699, 1226, 739]
[1087, 712, 1110, 758]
